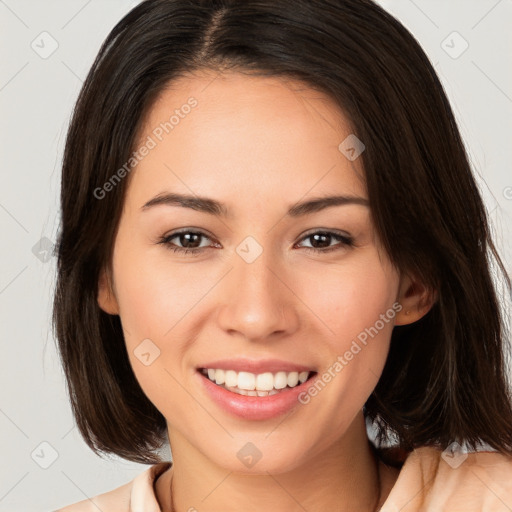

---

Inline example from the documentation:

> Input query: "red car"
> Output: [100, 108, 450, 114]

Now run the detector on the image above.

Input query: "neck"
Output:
[156, 413, 393, 512]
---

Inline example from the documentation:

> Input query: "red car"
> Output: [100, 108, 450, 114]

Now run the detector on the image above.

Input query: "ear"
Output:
[97, 267, 119, 315]
[394, 272, 436, 326]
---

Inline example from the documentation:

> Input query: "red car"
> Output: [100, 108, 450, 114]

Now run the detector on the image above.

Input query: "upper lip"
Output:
[197, 358, 317, 374]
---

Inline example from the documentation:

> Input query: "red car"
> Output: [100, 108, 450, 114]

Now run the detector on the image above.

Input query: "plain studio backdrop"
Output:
[0, 1, 511, 511]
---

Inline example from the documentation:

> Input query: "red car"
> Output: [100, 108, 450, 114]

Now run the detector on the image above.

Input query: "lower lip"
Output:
[196, 370, 318, 421]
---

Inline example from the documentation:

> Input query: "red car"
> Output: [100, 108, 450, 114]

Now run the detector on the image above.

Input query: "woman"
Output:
[53, 0, 512, 510]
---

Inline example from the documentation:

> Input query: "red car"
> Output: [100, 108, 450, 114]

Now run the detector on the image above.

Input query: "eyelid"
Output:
[161, 228, 218, 247]
[297, 227, 353, 241]
[159, 227, 352, 244]
[157, 227, 355, 256]
[160, 227, 217, 243]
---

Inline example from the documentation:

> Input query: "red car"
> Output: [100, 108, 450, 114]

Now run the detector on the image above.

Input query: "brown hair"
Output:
[52, 0, 512, 464]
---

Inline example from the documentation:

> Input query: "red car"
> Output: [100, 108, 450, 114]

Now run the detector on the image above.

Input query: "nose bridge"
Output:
[235, 245, 279, 301]
[216, 237, 297, 340]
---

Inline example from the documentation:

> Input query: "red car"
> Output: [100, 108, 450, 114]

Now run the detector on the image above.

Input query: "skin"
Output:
[98, 70, 433, 512]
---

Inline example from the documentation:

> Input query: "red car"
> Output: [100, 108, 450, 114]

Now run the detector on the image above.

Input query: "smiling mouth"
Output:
[197, 367, 318, 397]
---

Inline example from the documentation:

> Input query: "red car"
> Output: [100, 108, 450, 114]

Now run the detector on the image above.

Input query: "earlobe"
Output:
[394, 272, 436, 326]
[97, 268, 120, 315]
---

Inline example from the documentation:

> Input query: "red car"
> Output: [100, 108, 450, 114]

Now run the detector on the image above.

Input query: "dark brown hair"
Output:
[52, 0, 512, 464]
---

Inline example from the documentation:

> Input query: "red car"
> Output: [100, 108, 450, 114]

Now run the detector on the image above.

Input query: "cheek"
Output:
[112, 242, 207, 344]
[111, 252, 191, 414]
[297, 253, 398, 406]
[110, 241, 214, 404]
[300, 252, 398, 345]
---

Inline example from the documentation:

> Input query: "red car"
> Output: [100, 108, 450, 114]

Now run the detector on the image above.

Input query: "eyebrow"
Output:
[140, 192, 369, 217]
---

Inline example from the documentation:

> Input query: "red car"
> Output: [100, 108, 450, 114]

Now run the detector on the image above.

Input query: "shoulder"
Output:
[54, 462, 172, 512]
[54, 478, 132, 512]
[379, 445, 512, 511]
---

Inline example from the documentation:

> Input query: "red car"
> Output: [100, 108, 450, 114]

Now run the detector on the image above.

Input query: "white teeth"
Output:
[214, 369, 225, 385]
[238, 371, 255, 390]
[299, 371, 309, 383]
[274, 371, 289, 389]
[225, 370, 238, 388]
[256, 372, 274, 391]
[287, 372, 299, 387]
[201, 368, 313, 391]
[223, 385, 281, 397]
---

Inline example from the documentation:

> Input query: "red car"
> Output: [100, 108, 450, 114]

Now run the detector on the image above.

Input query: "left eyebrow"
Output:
[140, 192, 369, 217]
[287, 194, 369, 216]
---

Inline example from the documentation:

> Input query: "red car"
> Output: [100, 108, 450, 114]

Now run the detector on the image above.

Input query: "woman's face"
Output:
[98, 71, 406, 473]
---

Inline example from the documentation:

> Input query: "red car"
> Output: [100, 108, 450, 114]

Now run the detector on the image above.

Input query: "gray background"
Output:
[1, 1, 511, 511]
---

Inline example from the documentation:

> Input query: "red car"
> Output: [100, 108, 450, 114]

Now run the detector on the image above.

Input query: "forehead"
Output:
[127, 71, 367, 213]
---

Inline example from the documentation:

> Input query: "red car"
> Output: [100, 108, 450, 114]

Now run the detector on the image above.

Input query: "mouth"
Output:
[197, 367, 318, 397]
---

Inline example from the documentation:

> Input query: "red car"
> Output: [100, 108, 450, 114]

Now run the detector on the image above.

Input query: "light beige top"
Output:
[55, 446, 512, 511]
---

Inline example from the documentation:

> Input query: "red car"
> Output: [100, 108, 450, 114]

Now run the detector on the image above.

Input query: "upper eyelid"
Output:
[163, 228, 353, 245]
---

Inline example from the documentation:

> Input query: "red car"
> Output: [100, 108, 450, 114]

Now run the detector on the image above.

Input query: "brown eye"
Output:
[157, 229, 354, 257]
[158, 230, 215, 256]
[296, 231, 354, 253]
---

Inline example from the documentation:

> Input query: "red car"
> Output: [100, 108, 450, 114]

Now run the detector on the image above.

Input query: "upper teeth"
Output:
[202, 368, 311, 390]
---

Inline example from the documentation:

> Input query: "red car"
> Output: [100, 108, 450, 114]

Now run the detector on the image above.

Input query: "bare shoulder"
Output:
[54, 478, 133, 512]
[378, 445, 512, 511]
[451, 449, 512, 482]
[425, 447, 512, 509]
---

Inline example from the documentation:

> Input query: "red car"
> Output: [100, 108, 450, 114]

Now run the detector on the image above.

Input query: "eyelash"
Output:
[157, 229, 354, 256]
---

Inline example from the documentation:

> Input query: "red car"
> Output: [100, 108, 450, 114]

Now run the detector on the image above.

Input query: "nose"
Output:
[216, 248, 300, 342]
